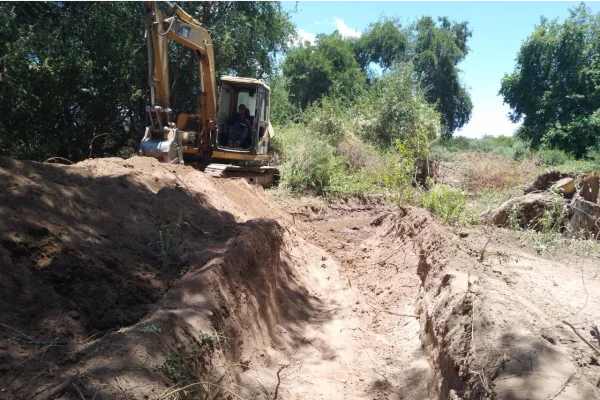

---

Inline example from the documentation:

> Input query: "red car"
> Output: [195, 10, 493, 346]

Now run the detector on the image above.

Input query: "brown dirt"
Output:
[1, 156, 600, 400]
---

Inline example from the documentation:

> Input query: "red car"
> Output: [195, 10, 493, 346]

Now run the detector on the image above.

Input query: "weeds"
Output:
[420, 184, 476, 226]
[148, 213, 189, 271]
[161, 331, 216, 398]
[537, 148, 572, 166]
[163, 353, 189, 384]
[140, 323, 161, 333]
[454, 152, 538, 192]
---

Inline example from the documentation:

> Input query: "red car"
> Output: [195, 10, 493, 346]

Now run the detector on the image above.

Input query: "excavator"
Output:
[138, 1, 279, 186]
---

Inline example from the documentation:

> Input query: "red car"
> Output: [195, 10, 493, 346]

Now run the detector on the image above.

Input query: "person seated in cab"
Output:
[227, 104, 253, 148]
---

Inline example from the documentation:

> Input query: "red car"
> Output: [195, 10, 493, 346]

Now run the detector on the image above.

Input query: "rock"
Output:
[524, 170, 574, 194]
[569, 196, 600, 239]
[486, 193, 560, 229]
[552, 177, 575, 196]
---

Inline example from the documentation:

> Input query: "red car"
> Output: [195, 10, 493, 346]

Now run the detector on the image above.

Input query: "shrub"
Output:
[281, 134, 338, 194]
[430, 144, 455, 161]
[148, 214, 189, 270]
[303, 96, 349, 146]
[511, 140, 531, 160]
[420, 184, 474, 225]
[355, 65, 441, 151]
[337, 137, 382, 172]
[537, 148, 572, 166]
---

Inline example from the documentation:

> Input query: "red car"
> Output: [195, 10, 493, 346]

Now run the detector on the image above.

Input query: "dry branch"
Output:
[562, 320, 600, 357]
[43, 157, 74, 164]
[365, 302, 418, 318]
[273, 364, 289, 400]
[114, 376, 129, 400]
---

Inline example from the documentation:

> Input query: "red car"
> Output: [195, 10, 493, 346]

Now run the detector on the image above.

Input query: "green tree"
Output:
[499, 5, 600, 156]
[268, 73, 299, 126]
[351, 17, 408, 73]
[0, 1, 295, 161]
[356, 64, 441, 149]
[282, 32, 366, 108]
[412, 16, 473, 138]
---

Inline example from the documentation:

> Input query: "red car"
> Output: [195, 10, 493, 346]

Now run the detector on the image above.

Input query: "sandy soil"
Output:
[1, 156, 599, 400]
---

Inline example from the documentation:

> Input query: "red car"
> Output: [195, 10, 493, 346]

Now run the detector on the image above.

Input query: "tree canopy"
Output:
[282, 32, 365, 109]
[0, 1, 295, 161]
[280, 15, 472, 138]
[412, 17, 473, 138]
[500, 4, 600, 156]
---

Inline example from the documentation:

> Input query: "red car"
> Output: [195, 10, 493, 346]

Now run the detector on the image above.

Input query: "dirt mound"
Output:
[524, 170, 575, 194]
[0, 156, 318, 399]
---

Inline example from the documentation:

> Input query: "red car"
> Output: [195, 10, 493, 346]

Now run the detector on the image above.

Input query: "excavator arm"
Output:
[140, 1, 217, 162]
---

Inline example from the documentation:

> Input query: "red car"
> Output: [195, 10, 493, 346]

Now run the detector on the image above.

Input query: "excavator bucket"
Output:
[138, 125, 184, 164]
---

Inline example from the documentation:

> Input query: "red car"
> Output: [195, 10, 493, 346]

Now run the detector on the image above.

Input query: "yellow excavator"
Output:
[138, 1, 279, 186]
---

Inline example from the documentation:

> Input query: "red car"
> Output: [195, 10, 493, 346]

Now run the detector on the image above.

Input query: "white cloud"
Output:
[295, 29, 316, 45]
[314, 19, 329, 26]
[332, 17, 362, 38]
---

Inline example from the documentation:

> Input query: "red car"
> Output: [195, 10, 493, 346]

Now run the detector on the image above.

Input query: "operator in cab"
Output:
[227, 104, 253, 148]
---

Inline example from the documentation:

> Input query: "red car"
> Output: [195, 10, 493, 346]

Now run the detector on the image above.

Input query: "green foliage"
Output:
[420, 184, 474, 225]
[438, 135, 532, 161]
[268, 74, 299, 126]
[355, 65, 441, 150]
[201, 333, 213, 346]
[303, 96, 350, 147]
[274, 65, 443, 199]
[148, 214, 189, 269]
[537, 148, 572, 166]
[283, 32, 366, 108]
[163, 353, 188, 384]
[0, 2, 295, 161]
[500, 5, 600, 156]
[412, 17, 473, 137]
[198, 2, 295, 78]
[0, 2, 147, 161]
[280, 132, 339, 195]
[281, 15, 472, 138]
[140, 323, 162, 334]
[351, 17, 408, 72]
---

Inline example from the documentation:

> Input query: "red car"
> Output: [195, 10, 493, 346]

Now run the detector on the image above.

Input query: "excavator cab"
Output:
[213, 77, 272, 164]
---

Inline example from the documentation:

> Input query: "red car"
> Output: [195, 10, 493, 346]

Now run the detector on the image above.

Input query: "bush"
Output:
[511, 140, 531, 160]
[280, 134, 338, 194]
[303, 97, 349, 146]
[354, 65, 441, 152]
[537, 148, 572, 166]
[430, 144, 455, 161]
[336, 137, 382, 172]
[420, 184, 474, 225]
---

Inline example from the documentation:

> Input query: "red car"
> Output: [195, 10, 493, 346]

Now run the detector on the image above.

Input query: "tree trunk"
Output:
[579, 172, 599, 203]
[569, 195, 600, 239]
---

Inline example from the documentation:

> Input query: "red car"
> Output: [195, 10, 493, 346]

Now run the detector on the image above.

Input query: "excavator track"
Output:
[204, 163, 280, 188]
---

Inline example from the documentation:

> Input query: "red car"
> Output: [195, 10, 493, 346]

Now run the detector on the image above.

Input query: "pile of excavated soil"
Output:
[0, 156, 308, 399]
[1, 155, 600, 400]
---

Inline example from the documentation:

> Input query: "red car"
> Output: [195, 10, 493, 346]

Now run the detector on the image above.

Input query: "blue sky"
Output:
[282, 1, 600, 138]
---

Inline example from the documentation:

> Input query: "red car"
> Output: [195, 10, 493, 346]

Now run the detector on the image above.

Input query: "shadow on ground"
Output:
[0, 157, 333, 400]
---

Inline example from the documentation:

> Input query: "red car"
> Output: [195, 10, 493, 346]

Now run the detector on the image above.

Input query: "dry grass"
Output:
[336, 137, 382, 172]
[442, 152, 539, 193]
